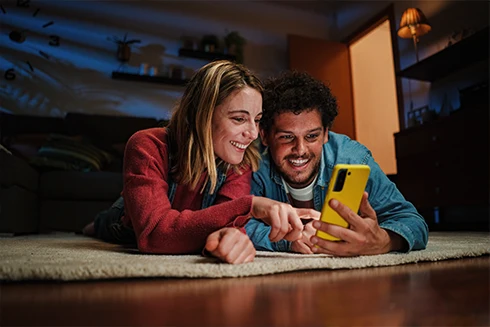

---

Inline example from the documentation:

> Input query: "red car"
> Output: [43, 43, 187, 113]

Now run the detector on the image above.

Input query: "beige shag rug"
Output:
[0, 232, 488, 281]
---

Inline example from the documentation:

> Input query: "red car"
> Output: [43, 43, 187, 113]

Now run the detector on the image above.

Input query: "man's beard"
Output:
[281, 159, 321, 188]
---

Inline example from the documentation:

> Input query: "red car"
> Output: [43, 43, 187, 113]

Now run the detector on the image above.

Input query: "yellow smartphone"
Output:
[315, 164, 370, 241]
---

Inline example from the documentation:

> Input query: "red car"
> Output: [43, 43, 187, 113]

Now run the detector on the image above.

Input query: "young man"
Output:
[246, 71, 428, 256]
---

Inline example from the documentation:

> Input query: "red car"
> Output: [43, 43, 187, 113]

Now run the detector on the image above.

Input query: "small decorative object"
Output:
[407, 110, 418, 128]
[169, 64, 183, 79]
[408, 105, 436, 127]
[446, 27, 475, 47]
[149, 66, 158, 76]
[439, 93, 453, 117]
[107, 33, 141, 62]
[201, 34, 219, 53]
[180, 35, 199, 50]
[224, 30, 246, 63]
[397, 8, 431, 62]
[139, 63, 148, 75]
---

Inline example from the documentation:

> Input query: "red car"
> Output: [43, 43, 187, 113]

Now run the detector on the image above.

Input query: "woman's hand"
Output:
[251, 196, 318, 242]
[205, 227, 256, 264]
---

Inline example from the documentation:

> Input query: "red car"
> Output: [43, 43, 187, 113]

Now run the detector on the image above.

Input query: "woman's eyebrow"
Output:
[228, 110, 263, 117]
[228, 110, 251, 115]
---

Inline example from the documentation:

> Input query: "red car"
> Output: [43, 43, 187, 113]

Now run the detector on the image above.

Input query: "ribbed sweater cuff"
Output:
[230, 195, 254, 228]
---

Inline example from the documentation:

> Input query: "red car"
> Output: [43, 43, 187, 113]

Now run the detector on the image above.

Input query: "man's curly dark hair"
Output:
[260, 71, 338, 133]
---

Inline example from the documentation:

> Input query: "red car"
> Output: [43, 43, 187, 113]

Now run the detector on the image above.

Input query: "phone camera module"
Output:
[333, 169, 347, 192]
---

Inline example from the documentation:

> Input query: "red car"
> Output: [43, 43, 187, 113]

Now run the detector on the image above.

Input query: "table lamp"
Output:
[398, 8, 431, 62]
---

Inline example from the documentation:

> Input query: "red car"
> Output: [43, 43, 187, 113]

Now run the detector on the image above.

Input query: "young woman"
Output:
[84, 61, 316, 264]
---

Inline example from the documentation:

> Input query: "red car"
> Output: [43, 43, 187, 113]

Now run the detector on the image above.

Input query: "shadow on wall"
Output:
[246, 44, 287, 80]
[0, 46, 180, 118]
[1, 0, 334, 118]
[0, 0, 189, 118]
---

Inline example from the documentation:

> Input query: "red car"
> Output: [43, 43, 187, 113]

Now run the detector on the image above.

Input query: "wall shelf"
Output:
[397, 26, 489, 82]
[111, 72, 189, 86]
[178, 48, 236, 61]
[111, 49, 237, 86]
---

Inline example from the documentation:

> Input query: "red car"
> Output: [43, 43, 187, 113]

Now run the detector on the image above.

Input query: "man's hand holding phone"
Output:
[310, 192, 404, 256]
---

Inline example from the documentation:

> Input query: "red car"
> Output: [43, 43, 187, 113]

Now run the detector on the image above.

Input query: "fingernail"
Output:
[313, 221, 321, 229]
[311, 237, 318, 244]
[330, 199, 338, 208]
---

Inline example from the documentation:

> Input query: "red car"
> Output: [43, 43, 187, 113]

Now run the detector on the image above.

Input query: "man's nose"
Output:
[293, 138, 306, 155]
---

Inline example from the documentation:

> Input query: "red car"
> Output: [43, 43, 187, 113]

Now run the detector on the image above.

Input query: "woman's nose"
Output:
[244, 122, 259, 140]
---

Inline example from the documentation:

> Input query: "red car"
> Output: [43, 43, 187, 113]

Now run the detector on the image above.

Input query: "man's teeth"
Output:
[230, 141, 247, 149]
[289, 159, 308, 166]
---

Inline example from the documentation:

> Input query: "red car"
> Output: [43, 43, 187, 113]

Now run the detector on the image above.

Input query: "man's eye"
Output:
[279, 135, 293, 140]
[306, 134, 319, 140]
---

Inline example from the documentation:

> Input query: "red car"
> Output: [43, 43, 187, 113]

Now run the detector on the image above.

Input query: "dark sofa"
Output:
[0, 112, 163, 234]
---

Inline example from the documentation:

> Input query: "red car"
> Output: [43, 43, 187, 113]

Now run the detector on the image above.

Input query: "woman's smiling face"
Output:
[212, 87, 263, 165]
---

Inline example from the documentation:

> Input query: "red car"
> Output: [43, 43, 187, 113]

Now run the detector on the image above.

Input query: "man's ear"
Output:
[259, 129, 268, 147]
[323, 128, 329, 144]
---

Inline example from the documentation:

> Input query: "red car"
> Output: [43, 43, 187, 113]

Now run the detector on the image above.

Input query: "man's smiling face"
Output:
[261, 109, 328, 188]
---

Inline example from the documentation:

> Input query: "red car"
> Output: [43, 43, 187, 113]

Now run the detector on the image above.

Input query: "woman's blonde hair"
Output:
[167, 60, 263, 193]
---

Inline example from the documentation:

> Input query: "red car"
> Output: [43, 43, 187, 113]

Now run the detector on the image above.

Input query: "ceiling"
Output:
[261, 0, 338, 17]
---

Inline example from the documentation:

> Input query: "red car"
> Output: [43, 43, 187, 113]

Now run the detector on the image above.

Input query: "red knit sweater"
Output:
[121, 128, 254, 254]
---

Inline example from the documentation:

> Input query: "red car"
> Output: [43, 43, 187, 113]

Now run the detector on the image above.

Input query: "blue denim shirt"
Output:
[166, 168, 228, 209]
[245, 131, 429, 252]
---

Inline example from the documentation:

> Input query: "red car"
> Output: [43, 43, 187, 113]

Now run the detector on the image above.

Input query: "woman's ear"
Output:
[259, 129, 268, 146]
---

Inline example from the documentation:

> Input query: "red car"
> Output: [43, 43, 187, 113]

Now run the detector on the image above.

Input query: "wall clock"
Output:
[1, 0, 61, 80]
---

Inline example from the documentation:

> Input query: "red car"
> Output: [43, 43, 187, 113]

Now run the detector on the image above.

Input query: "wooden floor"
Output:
[1, 256, 488, 326]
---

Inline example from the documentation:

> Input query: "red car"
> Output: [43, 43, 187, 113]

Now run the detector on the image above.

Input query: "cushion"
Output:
[30, 134, 113, 172]
[4, 133, 50, 161]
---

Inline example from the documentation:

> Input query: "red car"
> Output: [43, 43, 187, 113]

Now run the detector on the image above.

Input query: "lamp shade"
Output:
[397, 8, 431, 38]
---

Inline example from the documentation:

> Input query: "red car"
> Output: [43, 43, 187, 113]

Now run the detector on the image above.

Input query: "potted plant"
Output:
[224, 31, 246, 63]
[107, 33, 141, 62]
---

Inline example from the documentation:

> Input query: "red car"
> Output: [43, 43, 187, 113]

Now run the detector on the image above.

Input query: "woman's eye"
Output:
[233, 117, 245, 123]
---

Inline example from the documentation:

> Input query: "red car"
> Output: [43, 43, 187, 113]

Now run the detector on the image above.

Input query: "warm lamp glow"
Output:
[398, 8, 431, 61]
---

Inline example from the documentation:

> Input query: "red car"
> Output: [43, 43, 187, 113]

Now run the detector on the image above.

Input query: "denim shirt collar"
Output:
[167, 166, 227, 209]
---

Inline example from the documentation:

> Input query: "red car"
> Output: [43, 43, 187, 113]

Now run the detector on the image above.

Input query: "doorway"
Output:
[349, 19, 399, 175]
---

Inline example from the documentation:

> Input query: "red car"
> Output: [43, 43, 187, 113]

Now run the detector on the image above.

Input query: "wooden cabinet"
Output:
[395, 26, 489, 230]
[395, 107, 489, 229]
